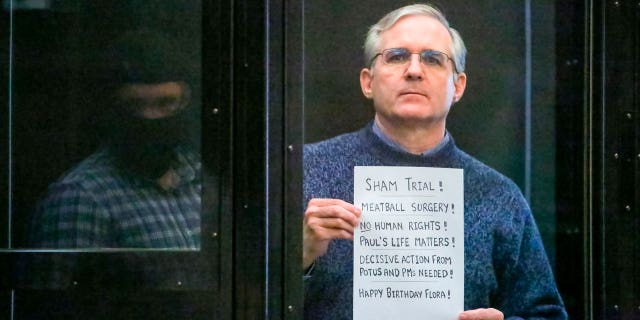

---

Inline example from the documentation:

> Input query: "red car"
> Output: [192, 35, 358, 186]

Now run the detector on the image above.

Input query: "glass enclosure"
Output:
[3, 1, 203, 250]
[1, 1, 230, 318]
[302, 0, 585, 318]
[1, 0, 637, 319]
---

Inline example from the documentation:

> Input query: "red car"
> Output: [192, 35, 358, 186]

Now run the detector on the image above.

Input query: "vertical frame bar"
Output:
[283, 0, 304, 318]
[599, 0, 639, 318]
[203, 0, 234, 318]
[1, 0, 13, 250]
[554, 0, 588, 318]
[233, 0, 268, 318]
[232, 0, 303, 318]
[587, 0, 605, 318]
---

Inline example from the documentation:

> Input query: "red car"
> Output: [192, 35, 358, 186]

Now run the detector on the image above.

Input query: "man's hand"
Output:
[303, 198, 361, 269]
[458, 308, 504, 320]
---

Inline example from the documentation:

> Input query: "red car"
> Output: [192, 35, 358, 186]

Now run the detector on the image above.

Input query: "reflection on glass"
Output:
[7, 1, 202, 250]
[29, 29, 201, 249]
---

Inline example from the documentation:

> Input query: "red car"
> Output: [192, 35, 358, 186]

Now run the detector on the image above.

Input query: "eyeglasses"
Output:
[370, 48, 458, 73]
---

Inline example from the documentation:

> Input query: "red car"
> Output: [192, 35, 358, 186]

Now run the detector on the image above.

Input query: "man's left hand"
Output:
[458, 308, 504, 320]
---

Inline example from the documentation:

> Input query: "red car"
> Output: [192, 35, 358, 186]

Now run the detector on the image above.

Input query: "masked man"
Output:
[29, 29, 201, 249]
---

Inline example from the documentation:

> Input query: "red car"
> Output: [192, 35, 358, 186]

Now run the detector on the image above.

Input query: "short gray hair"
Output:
[364, 3, 466, 73]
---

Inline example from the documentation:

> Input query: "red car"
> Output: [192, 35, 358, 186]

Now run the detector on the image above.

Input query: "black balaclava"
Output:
[108, 104, 198, 180]
[103, 29, 199, 180]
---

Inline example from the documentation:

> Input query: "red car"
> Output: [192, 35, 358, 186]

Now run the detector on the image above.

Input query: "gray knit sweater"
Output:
[303, 123, 567, 319]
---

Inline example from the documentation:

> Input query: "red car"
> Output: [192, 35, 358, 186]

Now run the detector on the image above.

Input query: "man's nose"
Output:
[404, 54, 424, 80]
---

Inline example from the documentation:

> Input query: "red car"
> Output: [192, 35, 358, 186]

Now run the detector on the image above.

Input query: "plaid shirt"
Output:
[29, 146, 201, 249]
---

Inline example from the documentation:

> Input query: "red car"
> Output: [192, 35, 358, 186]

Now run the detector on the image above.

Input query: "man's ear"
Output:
[360, 68, 373, 99]
[452, 72, 466, 103]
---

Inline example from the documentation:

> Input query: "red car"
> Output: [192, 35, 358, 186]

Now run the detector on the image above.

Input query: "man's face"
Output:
[117, 81, 189, 119]
[360, 15, 466, 131]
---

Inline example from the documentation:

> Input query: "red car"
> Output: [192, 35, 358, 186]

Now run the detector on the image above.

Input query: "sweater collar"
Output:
[371, 120, 451, 157]
[360, 121, 457, 166]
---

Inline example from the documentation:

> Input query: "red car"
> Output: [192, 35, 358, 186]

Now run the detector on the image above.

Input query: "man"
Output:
[303, 4, 567, 320]
[29, 29, 201, 249]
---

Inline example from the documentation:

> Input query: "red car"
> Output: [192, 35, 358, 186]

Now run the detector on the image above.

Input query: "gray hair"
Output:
[364, 3, 466, 73]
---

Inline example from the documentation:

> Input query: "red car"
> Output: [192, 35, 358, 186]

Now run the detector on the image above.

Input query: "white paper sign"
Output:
[353, 166, 464, 320]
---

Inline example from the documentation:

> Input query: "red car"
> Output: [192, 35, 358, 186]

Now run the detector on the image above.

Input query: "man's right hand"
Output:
[303, 198, 362, 269]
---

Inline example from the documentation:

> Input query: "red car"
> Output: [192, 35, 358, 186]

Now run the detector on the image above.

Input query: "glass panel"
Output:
[302, 1, 579, 318]
[3, 0, 203, 250]
[1, 2, 227, 316]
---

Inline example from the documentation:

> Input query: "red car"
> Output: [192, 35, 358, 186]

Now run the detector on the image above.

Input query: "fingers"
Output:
[302, 198, 362, 269]
[458, 308, 504, 320]
[306, 218, 356, 239]
[306, 198, 362, 227]
[304, 198, 362, 239]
